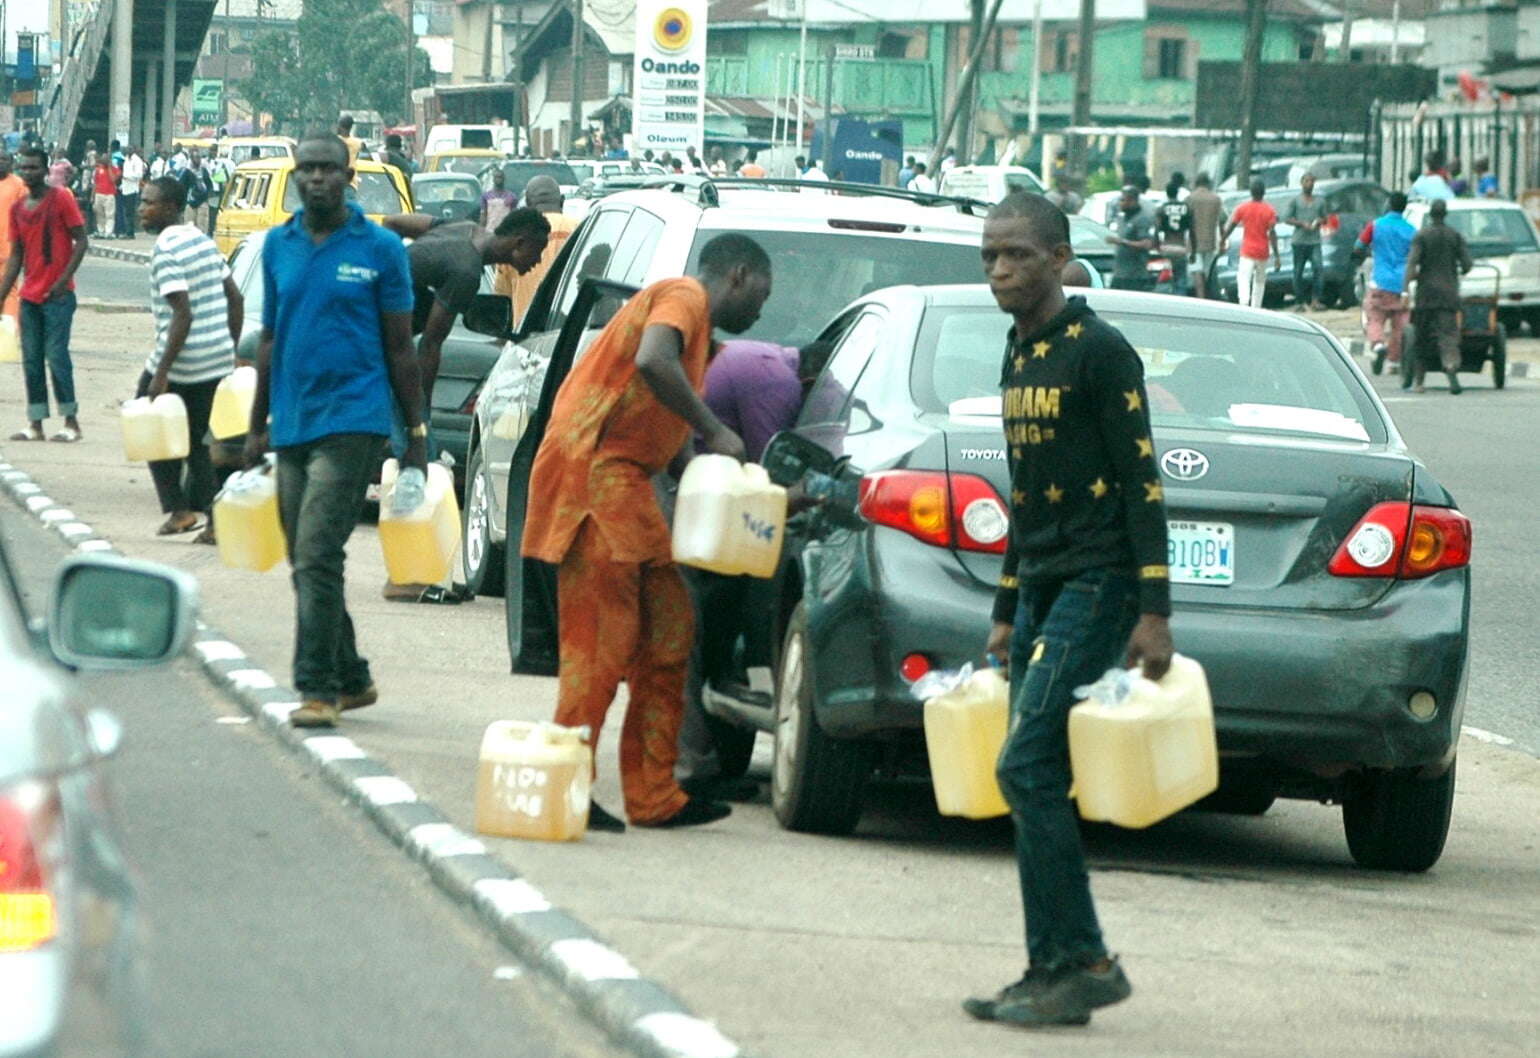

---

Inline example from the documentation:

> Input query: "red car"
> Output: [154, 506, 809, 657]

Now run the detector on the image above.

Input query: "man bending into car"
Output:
[966, 190, 1174, 1029]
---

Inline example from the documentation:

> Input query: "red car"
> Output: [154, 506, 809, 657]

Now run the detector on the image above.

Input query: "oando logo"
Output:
[653, 7, 692, 53]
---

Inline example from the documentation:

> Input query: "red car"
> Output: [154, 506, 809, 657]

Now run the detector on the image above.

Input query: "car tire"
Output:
[460, 443, 505, 597]
[771, 603, 873, 835]
[1341, 760, 1456, 872]
[1491, 324, 1507, 390]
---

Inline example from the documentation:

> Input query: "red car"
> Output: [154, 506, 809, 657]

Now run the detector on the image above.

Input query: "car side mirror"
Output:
[49, 554, 199, 670]
[464, 293, 512, 339]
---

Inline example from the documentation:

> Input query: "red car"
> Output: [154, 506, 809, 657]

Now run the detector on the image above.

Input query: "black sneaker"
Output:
[587, 802, 627, 833]
[1372, 343, 1388, 375]
[962, 966, 1062, 1022]
[648, 797, 731, 828]
[1031, 957, 1133, 1017]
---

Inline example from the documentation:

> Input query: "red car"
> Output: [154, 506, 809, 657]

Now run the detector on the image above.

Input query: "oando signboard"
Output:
[632, 0, 706, 156]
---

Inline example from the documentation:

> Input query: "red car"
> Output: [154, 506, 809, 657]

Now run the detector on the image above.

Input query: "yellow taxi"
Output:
[218, 136, 296, 164]
[422, 148, 505, 178]
[213, 156, 414, 258]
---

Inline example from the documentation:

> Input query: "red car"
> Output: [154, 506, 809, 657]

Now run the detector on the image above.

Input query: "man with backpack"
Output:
[179, 149, 215, 233]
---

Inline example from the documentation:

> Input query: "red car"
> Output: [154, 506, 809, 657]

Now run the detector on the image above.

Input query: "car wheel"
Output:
[1491, 324, 1507, 390]
[460, 443, 505, 597]
[1194, 784, 1276, 816]
[771, 603, 872, 835]
[1341, 760, 1456, 872]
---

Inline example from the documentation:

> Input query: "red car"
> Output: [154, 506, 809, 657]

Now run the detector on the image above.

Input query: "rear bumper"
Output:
[0, 948, 65, 1056]
[807, 531, 1468, 773]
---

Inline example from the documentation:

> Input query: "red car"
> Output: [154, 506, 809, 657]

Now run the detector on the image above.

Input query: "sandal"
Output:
[9, 427, 42, 441]
[157, 514, 204, 536]
[49, 427, 80, 443]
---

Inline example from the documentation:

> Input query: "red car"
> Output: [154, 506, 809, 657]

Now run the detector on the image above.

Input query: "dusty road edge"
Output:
[0, 451, 747, 1058]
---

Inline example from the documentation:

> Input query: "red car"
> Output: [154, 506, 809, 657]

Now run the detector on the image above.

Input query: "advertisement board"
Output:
[191, 79, 223, 123]
[632, 0, 707, 157]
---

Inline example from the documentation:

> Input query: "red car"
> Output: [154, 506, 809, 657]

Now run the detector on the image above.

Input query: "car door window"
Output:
[609, 210, 665, 287]
[549, 208, 630, 333]
[800, 311, 885, 426]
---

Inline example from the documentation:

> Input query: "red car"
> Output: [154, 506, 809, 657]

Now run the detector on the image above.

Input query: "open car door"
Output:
[502, 277, 642, 675]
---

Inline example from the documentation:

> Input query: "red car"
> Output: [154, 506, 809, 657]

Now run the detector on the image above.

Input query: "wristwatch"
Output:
[409, 423, 428, 439]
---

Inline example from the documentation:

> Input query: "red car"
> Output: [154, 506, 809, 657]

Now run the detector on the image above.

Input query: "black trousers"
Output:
[136, 370, 220, 514]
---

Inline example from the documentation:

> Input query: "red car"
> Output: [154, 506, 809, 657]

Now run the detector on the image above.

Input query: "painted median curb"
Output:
[88, 243, 152, 266]
[0, 450, 745, 1058]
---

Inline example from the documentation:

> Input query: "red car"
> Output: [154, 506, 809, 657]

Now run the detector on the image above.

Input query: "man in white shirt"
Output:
[907, 162, 937, 194]
[119, 146, 147, 238]
[147, 145, 168, 181]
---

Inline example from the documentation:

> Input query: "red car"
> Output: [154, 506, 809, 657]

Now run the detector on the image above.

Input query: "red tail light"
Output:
[0, 782, 58, 952]
[1329, 502, 1472, 579]
[858, 470, 1010, 554]
[459, 386, 480, 416]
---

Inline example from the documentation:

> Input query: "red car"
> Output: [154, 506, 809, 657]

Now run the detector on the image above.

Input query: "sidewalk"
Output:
[4, 306, 1538, 1057]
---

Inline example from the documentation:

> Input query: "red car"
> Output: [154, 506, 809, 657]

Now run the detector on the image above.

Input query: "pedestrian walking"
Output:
[968, 191, 1172, 1028]
[1411, 151, 1454, 202]
[0, 151, 26, 324]
[119, 145, 147, 240]
[137, 175, 243, 539]
[241, 132, 427, 729]
[495, 174, 577, 329]
[1154, 179, 1192, 294]
[1355, 191, 1416, 377]
[1186, 173, 1222, 300]
[1283, 173, 1329, 309]
[519, 234, 773, 831]
[1221, 179, 1280, 308]
[479, 166, 517, 232]
[179, 151, 215, 233]
[1404, 198, 1474, 395]
[1107, 185, 1156, 291]
[92, 153, 119, 238]
[0, 146, 88, 442]
[207, 151, 234, 235]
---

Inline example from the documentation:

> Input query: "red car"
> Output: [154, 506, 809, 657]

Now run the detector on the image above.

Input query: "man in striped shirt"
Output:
[137, 175, 244, 538]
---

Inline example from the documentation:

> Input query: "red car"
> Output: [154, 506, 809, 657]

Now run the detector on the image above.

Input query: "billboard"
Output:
[191, 79, 223, 123]
[1195, 62, 1435, 135]
[632, 0, 706, 156]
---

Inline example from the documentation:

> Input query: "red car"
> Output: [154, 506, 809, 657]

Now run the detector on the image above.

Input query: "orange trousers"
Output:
[555, 518, 691, 824]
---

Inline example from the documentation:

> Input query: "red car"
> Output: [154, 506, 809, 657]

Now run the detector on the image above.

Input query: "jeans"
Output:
[120, 192, 139, 237]
[276, 433, 378, 701]
[136, 370, 218, 513]
[1237, 255, 1268, 308]
[20, 292, 77, 421]
[997, 567, 1141, 971]
[1292, 243, 1323, 305]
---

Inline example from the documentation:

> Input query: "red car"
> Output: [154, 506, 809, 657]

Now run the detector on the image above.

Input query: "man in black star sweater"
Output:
[964, 192, 1173, 1029]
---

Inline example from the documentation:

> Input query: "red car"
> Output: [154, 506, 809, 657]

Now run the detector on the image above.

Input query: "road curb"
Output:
[88, 243, 151, 266]
[0, 449, 745, 1058]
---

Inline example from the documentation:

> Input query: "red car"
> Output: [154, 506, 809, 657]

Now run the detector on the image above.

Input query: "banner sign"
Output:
[191, 79, 223, 121]
[632, 0, 707, 156]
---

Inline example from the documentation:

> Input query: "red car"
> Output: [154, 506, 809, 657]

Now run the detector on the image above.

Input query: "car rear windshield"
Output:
[415, 179, 480, 205]
[283, 171, 405, 216]
[438, 156, 498, 177]
[1446, 209, 1540, 255]
[686, 228, 983, 348]
[911, 306, 1385, 443]
[499, 162, 579, 194]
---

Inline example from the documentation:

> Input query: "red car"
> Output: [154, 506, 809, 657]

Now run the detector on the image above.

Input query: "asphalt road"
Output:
[1, 505, 618, 1058]
[79, 253, 153, 308]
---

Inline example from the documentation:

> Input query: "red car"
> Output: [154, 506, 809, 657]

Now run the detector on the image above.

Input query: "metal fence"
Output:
[1376, 99, 1537, 200]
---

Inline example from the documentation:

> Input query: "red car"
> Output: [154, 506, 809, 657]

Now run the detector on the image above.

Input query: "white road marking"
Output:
[24, 494, 52, 511]
[407, 822, 485, 858]
[75, 539, 113, 552]
[354, 775, 419, 805]
[493, 965, 523, 981]
[475, 877, 553, 916]
[39, 508, 74, 522]
[13, 482, 41, 495]
[633, 1012, 741, 1058]
[262, 700, 300, 723]
[1463, 724, 1516, 747]
[227, 668, 277, 690]
[58, 522, 93, 537]
[550, 938, 640, 982]
[194, 640, 246, 663]
[302, 736, 367, 762]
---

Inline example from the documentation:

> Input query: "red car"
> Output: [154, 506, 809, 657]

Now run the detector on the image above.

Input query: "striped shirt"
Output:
[147, 223, 235, 384]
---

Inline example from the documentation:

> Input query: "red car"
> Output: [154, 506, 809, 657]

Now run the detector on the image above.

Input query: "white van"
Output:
[424, 124, 518, 157]
[937, 164, 1045, 204]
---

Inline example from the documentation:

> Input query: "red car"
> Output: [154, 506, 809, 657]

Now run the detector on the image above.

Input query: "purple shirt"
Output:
[702, 340, 803, 462]
[481, 188, 516, 228]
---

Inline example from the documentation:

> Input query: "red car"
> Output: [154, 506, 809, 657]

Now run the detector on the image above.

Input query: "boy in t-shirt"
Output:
[0, 146, 88, 441]
[1221, 179, 1281, 309]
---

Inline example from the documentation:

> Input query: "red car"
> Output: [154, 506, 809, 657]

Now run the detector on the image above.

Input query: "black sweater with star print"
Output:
[992, 296, 1172, 621]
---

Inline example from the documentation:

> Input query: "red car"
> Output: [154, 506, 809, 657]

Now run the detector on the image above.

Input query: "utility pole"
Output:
[1068, 0, 1096, 185]
[1028, 0, 1043, 137]
[404, 0, 414, 127]
[928, 0, 1005, 174]
[956, 0, 985, 164]
[821, 44, 835, 173]
[1236, 0, 1268, 185]
[1339, 0, 1354, 62]
[569, 0, 584, 155]
[796, 0, 809, 159]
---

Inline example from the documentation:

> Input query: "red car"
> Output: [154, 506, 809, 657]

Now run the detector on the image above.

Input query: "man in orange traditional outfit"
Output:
[521, 234, 772, 831]
[0, 151, 26, 323]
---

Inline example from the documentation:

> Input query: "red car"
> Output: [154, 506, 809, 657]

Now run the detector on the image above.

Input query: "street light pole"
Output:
[1068, 0, 1096, 183]
[1028, 0, 1043, 137]
[569, 0, 584, 155]
[796, 0, 809, 160]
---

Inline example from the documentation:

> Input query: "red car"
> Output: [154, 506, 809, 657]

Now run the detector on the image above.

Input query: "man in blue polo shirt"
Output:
[243, 132, 428, 728]
[1355, 191, 1416, 380]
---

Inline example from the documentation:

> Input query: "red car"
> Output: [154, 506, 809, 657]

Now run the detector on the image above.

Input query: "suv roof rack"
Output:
[634, 173, 990, 216]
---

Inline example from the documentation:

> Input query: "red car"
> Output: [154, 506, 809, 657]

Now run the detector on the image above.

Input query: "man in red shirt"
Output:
[1221, 179, 1280, 309]
[92, 155, 119, 238]
[0, 146, 89, 442]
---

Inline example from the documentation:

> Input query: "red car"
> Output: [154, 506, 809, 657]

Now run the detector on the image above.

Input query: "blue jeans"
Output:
[20, 292, 77, 422]
[1292, 243, 1323, 305]
[997, 567, 1140, 971]
[276, 433, 378, 701]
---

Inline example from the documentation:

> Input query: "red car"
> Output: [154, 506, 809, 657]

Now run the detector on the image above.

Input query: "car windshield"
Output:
[686, 229, 984, 349]
[437, 155, 498, 177]
[910, 305, 1384, 443]
[414, 179, 480, 205]
[227, 144, 289, 163]
[499, 163, 580, 195]
[1445, 209, 1540, 255]
[568, 163, 594, 183]
[283, 171, 405, 216]
[1069, 216, 1113, 254]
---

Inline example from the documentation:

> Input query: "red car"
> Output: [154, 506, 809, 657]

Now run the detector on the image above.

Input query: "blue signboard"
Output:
[809, 119, 903, 185]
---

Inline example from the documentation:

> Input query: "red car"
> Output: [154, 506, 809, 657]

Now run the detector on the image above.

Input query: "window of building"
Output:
[710, 30, 748, 56]
[985, 27, 1021, 74]
[1143, 27, 1195, 80]
[1158, 37, 1185, 78]
[208, 32, 227, 55]
[1043, 30, 1078, 75]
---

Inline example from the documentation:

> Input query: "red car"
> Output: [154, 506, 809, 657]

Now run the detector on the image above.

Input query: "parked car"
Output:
[1403, 198, 1540, 335]
[1211, 179, 1389, 308]
[224, 230, 500, 496]
[484, 160, 583, 202]
[937, 164, 1045, 203]
[217, 136, 297, 165]
[422, 148, 505, 178]
[423, 124, 517, 156]
[213, 157, 413, 259]
[410, 172, 484, 224]
[1, 543, 198, 1056]
[1218, 152, 1368, 192]
[463, 182, 991, 601]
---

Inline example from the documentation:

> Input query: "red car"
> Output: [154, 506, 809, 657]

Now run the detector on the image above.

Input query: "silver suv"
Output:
[460, 180, 990, 608]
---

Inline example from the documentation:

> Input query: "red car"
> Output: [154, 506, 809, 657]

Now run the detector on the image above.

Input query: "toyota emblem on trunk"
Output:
[1160, 448, 1210, 481]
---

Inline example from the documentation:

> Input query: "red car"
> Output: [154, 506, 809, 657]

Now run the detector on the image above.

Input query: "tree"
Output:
[243, 0, 433, 131]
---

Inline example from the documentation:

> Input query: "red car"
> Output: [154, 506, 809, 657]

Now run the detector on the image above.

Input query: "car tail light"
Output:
[0, 782, 59, 953]
[1329, 502, 1472, 579]
[899, 653, 933, 683]
[459, 386, 479, 416]
[858, 470, 1010, 554]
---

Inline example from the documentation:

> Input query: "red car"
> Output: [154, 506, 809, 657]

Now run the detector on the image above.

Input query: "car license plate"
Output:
[365, 482, 381, 503]
[1167, 520, 1234, 586]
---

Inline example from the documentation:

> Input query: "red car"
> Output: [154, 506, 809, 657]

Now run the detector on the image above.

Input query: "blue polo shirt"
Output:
[261, 204, 414, 447]
[1359, 211, 1417, 295]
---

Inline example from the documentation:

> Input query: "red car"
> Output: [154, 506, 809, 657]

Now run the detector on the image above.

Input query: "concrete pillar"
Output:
[144, 61, 160, 151]
[162, 0, 178, 143]
[111, 0, 135, 144]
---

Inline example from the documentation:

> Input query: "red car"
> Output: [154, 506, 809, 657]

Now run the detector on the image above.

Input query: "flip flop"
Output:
[157, 515, 204, 536]
[48, 427, 80, 443]
[9, 428, 42, 441]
